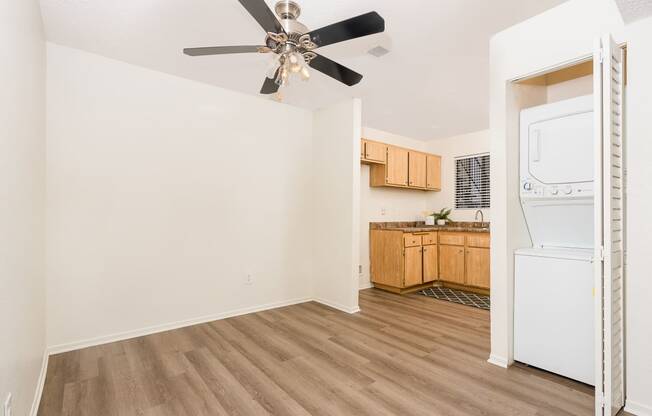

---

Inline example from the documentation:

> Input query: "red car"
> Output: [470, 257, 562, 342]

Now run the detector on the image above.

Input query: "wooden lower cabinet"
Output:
[404, 246, 423, 287]
[465, 247, 490, 288]
[422, 244, 438, 283]
[370, 229, 490, 294]
[439, 244, 466, 284]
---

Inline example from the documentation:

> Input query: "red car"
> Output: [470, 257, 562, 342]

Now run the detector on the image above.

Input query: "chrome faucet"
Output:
[475, 210, 484, 224]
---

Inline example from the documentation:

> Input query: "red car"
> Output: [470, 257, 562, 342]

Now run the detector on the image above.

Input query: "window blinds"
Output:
[455, 154, 490, 209]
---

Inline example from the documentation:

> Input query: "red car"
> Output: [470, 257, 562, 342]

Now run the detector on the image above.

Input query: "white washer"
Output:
[514, 248, 594, 385]
[515, 95, 595, 385]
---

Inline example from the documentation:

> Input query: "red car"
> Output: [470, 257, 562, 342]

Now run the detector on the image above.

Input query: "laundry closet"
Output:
[512, 60, 597, 386]
[491, 22, 626, 415]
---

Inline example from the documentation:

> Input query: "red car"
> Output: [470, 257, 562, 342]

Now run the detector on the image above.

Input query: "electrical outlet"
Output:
[4, 393, 12, 416]
[380, 208, 387, 216]
[244, 274, 253, 286]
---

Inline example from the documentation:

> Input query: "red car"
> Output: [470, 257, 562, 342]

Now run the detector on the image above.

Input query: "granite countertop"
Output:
[370, 221, 490, 233]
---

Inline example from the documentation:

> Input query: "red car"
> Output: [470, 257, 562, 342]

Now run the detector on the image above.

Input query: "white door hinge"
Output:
[599, 391, 606, 408]
[598, 48, 605, 64]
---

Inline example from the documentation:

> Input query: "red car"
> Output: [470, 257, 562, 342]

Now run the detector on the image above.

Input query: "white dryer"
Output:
[519, 94, 594, 249]
[514, 94, 595, 385]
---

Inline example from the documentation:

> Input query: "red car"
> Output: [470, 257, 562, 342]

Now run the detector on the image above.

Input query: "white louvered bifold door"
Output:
[593, 34, 625, 416]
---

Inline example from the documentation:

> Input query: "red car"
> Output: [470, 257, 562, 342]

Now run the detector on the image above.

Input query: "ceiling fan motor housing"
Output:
[275, 1, 308, 35]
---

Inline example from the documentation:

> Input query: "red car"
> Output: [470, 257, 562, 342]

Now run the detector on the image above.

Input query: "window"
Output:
[455, 153, 490, 209]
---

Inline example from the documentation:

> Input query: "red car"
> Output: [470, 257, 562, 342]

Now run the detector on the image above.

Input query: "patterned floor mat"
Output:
[417, 287, 490, 310]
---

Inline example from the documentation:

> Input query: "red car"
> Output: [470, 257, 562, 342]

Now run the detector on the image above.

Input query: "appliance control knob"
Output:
[551, 188, 559, 195]
[564, 185, 573, 195]
[523, 182, 533, 191]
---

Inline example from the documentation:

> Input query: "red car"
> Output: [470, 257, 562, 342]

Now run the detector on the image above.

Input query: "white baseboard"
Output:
[313, 298, 360, 314]
[626, 399, 652, 416]
[358, 281, 373, 290]
[29, 351, 49, 416]
[47, 297, 313, 355]
[487, 354, 510, 368]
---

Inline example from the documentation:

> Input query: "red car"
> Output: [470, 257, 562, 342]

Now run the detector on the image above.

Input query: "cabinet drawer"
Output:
[439, 233, 465, 246]
[403, 234, 422, 247]
[421, 232, 437, 245]
[466, 233, 490, 248]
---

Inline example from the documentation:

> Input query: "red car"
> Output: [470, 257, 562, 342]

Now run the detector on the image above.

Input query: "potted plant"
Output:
[433, 208, 452, 226]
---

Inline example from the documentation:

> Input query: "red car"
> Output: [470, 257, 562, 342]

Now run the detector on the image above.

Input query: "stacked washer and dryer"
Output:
[514, 94, 595, 385]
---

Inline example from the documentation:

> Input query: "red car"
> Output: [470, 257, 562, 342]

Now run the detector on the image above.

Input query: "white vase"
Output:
[437, 219, 446, 226]
[425, 216, 435, 226]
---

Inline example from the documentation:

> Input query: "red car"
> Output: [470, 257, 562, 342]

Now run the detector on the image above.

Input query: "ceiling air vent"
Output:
[367, 46, 390, 57]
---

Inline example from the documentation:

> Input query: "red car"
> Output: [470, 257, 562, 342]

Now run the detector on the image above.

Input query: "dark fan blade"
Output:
[305, 11, 384, 48]
[260, 70, 280, 94]
[183, 45, 264, 56]
[308, 54, 363, 86]
[238, 0, 284, 34]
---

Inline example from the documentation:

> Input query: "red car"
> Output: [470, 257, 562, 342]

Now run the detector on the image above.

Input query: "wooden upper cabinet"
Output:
[362, 140, 386, 164]
[364, 139, 440, 192]
[426, 155, 442, 190]
[465, 247, 490, 289]
[386, 146, 409, 186]
[408, 152, 427, 188]
[404, 246, 423, 287]
[439, 245, 465, 284]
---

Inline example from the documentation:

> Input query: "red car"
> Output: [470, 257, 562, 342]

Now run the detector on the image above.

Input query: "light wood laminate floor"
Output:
[38, 289, 599, 416]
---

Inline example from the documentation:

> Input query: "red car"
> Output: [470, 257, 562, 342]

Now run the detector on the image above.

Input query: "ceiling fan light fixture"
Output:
[288, 52, 304, 73]
[266, 54, 282, 78]
[300, 65, 310, 81]
[275, 64, 289, 86]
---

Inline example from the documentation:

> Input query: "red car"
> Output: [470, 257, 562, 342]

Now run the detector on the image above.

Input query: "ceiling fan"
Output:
[183, 0, 385, 95]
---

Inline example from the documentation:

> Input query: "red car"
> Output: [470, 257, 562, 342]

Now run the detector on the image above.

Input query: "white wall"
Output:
[313, 99, 362, 311]
[46, 44, 316, 350]
[0, 1, 46, 415]
[359, 127, 430, 289]
[426, 130, 491, 222]
[623, 15, 652, 416]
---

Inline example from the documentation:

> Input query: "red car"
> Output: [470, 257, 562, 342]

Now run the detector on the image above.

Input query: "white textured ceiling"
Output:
[39, 0, 567, 140]
[615, 0, 652, 22]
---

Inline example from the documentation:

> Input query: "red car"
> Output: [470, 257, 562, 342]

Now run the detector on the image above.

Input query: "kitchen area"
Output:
[360, 130, 491, 306]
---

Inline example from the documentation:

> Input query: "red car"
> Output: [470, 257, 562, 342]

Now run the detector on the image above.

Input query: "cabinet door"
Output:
[386, 146, 409, 186]
[426, 155, 441, 190]
[465, 247, 490, 288]
[423, 245, 438, 283]
[364, 141, 386, 163]
[439, 245, 465, 284]
[404, 246, 423, 287]
[408, 152, 427, 188]
[361, 140, 366, 159]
